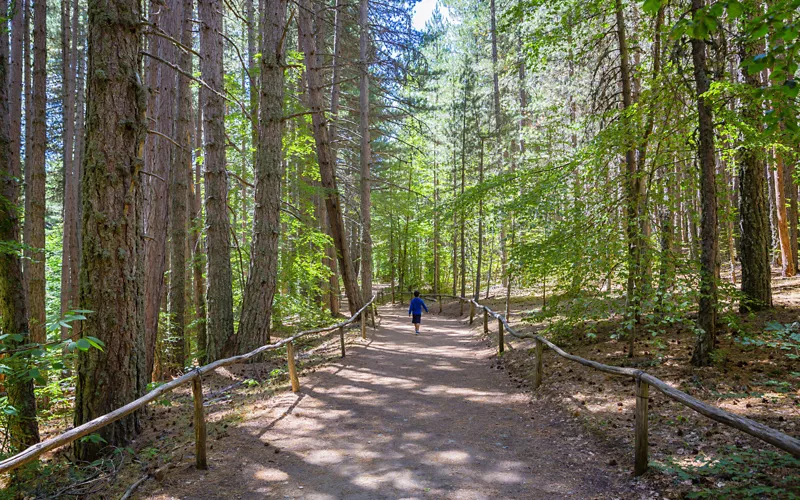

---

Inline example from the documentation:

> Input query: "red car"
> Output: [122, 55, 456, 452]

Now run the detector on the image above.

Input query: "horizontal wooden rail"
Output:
[464, 297, 800, 475]
[0, 295, 376, 476]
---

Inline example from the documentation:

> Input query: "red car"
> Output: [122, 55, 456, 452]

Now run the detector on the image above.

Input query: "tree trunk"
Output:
[690, 0, 719, 367]
[615, 0, 641, 358]
[191, 100, 208, 363]
[0, 0, 40, 450]
[167, 0, 193, 374]
[475, 138, 484, 300]
[74, 0, 147, 460]
[60, 0, 79, 341]
[298, 0, 363, 315]
[737, 12, 772, 311]
[788, 158, 798, 273]
[359, 0, 373, 307]
[773, 149, 795, 276]
[23, 0, 46, 355]
[200, 0, 235, 361]
[144, 0, 178, 378]
[237, 0, 286, 353]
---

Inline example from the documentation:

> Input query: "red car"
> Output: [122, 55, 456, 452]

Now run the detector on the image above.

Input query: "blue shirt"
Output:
[408, 297, 428, 315]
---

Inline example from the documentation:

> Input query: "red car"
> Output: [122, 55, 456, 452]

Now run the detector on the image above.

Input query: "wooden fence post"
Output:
[635, 377, 649, 476]
[191, 374, 208, 470]
[438, 294, 442, 313]
[498, 317, 504, 355]
[533, 338, 543, 389]
[339, 326, 345, 358]
[371, 303, 376, 328]
[483, 308, 489, 335]
[469, 301, 475, 325]
[361, 312, 366, 339]
[287, 341, 300, 393]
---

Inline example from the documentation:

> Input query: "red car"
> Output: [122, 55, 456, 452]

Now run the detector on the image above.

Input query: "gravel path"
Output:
[144, 306, 634, 499]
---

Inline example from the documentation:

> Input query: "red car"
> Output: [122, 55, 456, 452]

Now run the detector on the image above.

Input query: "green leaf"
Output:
[642, 0, 662, 14]
[76, 338, 91, 351]
[727, 0, 743, 18]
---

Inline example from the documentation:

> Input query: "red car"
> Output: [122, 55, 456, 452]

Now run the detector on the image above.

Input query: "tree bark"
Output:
[359, 0, 373, 307]
[23, 0, 47, 353]
[143, 0, 176, 378]
[237, 0, 286, 353]
[60, 0, 79, 340]
[737, 9, 772, 311]
[191, 98, 208, 363]
[0, 0, 40, 450]
[298, 0, 363, 315]
[773, 149, 795, 276]
[167, 0, 193, 373]
[200, 0, 235, 361]
[74, 0, 147, 460]
[690, 0, 719, 367]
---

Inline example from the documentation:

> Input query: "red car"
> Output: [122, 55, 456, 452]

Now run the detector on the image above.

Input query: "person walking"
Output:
[408, 290, 428, 335]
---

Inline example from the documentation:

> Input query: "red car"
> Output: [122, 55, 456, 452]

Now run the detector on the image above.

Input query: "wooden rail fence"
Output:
[454, 295, 800, 475]
[0, 296, 377, 476]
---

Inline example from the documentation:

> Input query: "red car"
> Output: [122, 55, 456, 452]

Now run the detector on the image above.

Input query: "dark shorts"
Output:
[411, 314, 422, 324]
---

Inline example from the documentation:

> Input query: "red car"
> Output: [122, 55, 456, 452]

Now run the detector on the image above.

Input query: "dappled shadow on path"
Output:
[144, 307, 629, 499]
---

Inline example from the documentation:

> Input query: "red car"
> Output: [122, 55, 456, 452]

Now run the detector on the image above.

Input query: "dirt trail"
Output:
[142, 306, 639, 499]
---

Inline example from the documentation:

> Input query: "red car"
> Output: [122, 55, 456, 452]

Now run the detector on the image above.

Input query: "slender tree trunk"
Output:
[690, 0, 719, 367]
[615, 0, 641, 358]
[191, 100, 208, 363]
[200, 0, 235, 361]
[359, 0, 373, 307]
[0, 0, 40, 450]
[298, 0, 363, 315]
[475, 138, 484, 300]
[738, 11, 772, 311]
[788, 159, 798, 272]
[167, 0, 193, 374]
[60, 0, 79, 340]
[237, 0, 287, 353]
[773, 149, 795, 276]
[74, 0, 147, 460]
[433, 157, 440, 295]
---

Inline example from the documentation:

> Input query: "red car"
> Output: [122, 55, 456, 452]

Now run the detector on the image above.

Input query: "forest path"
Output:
[143, 306, 635, 499]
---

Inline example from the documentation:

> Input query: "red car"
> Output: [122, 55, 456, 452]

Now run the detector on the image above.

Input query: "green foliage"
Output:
[737, 321, 800, 360]
[653, 447, 800, 499]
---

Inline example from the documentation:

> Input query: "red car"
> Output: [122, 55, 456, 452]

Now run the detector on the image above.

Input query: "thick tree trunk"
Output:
[237, 0, 286, 353]
[24, 0, 47, 352]
[167, 0, 193, 373]
[200, 0, 235, 361]
[690, 0, 719, 367]
[737, 15, 772, 311]
[0, 0, 40, 450]
[359, 0, 373, 307]
[74, 0, 147, 460]
[325, 0, 344, 316]
[143, 0, 175, 377]
[298, 0, 363, 315]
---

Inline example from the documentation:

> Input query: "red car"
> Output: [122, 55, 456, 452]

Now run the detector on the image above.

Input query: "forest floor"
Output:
[467, 272, 800, 499]
[99, 305, 655, 499]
